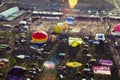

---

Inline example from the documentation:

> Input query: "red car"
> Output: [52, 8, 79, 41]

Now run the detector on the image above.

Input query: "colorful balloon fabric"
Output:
[68, 37, 83, 47]
[66, 62, 82, 67]
[68, 0, 78, 9]
[43, 61, 55, 69]
[48, 35, 58, 42]
[7, 76, 23, 80]
[30, 44, 44, 49]
[32, 31, 48, 43]
[54, 23, 69, 33]
[66, 17, 75, 25]
[16, 55, 30, 59]
[114, 23, 120, 32]
[54, 23, 64, 33]
[9, 66, 26, 75]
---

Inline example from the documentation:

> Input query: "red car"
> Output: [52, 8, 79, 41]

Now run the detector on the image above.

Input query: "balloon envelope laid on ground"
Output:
[16, 55, 30, 59]
[43, 61, 55, 69]
[89, 40, 100, 44]
[7, 76, 23, 80]
[32, 31, 48, 43]
[30, 44, 40, 49]
[66, 62, 82, 67]
[114, 24, 120, 32]
[7, 66, 26, 80]
[68, 0, 78, 9]
[69, 37, 83, 47]
[8, 66, 26, 75]
[66, 17, 75, 25]
[0, 58, 9, 62]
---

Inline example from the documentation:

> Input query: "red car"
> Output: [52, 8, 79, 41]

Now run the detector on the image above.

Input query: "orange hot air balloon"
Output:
[68, 0, 78, 9]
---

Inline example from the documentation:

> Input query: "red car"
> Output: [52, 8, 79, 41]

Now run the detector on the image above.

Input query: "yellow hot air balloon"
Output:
[54, 23, 63, 33]
[68, 0, 78, 9]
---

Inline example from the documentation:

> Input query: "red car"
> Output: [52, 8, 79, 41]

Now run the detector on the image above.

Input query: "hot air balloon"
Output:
[54, 22, 69, 33]
[8, 66, 26, 75]
[16, 55, 30, 59]
[7, 76, 23, 80]
[32, 31, 48, 48]
[68, 0, 78, 9]
[0, 58, 9, 63]
[32, 31, 48, 43]
[7, 66, 26, 80]
[48, 35, 59, 42]
[43, 61, 55, 69]
[66, 17, 75, 25]
[68, 37, 83, 47]
[30, 44, 40, 49]
[66, 62, 82, 67]
[54, 23, 64, 33]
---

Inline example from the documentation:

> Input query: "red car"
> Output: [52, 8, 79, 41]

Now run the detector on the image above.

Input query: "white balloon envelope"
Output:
[16, 55, 30, 59]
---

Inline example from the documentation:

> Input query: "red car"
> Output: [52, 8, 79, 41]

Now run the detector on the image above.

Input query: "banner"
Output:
[93, 66, 111, 75]
[99, 59, 113, 66]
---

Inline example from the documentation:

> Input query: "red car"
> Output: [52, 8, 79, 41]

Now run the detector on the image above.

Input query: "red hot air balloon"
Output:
[32, 31, 48, 43]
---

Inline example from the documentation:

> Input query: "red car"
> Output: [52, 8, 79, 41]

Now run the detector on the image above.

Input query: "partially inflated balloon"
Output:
[68, 0, 78, 9]
[32, 31, 48, 43]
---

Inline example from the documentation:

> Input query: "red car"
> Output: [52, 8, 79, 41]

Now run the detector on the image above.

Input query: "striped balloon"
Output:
[32, 31, 48, 43]
[48, 35, 58, 42]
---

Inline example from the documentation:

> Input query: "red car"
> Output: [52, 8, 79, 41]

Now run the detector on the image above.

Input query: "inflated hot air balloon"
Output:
[68, 0, 78, 9]
[66, 17, 75, 25]
[54, 23, 63, 33]
[48, 35, 58, 42]
[32, 31, 48, 43]
[54, 23, 69, 33]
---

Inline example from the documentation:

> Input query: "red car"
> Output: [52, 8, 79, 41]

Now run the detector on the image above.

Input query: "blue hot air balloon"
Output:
[66, 17, 75, 25]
